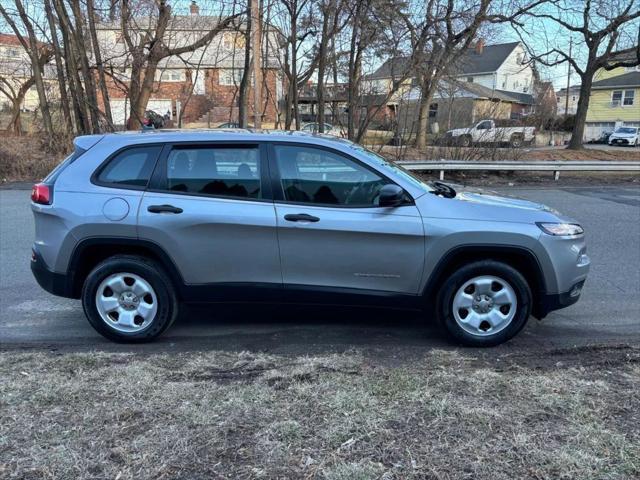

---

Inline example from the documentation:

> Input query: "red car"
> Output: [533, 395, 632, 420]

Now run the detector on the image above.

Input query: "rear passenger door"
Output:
[138, 143, 282, 288]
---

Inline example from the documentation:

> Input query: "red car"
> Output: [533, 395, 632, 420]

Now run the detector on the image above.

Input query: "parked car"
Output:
[30, 131, 589, 346]
[588, 131, 613, 144]
[301, 122, 346, 137]
[608, 126, 639, 147]
[142, 110, 165, 129]
[445, 119, 536, 147]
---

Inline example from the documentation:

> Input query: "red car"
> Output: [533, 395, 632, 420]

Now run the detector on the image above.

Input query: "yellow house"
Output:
[584, 65, 640, 141]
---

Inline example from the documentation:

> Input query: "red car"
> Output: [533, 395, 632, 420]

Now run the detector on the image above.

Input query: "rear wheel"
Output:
[82, 255, 178, 342]
[459, 135, 472, 147]
[437, 260, 531, 347]
[510, 134, 524, 148]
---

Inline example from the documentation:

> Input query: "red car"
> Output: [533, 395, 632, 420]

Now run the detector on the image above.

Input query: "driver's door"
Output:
[270, 144, 425, 294]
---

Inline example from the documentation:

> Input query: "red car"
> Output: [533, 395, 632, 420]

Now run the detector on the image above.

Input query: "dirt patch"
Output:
[1, 345, 638, 479]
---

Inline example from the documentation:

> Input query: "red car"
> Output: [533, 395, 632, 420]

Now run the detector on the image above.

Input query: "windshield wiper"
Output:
[429, 181, 456, 198]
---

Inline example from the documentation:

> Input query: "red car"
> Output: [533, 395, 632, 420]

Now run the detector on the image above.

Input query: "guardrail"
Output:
[395, 160, 640, 180]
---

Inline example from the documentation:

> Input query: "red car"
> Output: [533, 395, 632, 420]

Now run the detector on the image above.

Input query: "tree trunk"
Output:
[567, 73, 594, 150]
[316, 2, 331, 133]
[11, 0, 54, 137]
[416, 75, 435, 149]
[44, 0, 73, 134]
[87, 0, 114, 130]
[291, 17, 300, 130]
[239, 4, 252, 128]
[69, 0, 101, 133]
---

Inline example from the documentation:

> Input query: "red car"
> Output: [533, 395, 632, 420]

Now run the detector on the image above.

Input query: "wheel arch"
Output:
[422, 244, 547, 314]
[68, 238, 185, 299]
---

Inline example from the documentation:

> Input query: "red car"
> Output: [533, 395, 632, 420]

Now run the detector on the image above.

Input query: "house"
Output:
[584, 53, 639, 141]
[0, 33, 56, 113]
[94, 1, 285, 126]
[556, 84, 581, 115]
[362, 41, 540, 129]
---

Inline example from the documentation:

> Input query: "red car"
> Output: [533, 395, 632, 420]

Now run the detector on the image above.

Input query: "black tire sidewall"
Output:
[82, 256, 177, 343]
[437, 261, 531, 347]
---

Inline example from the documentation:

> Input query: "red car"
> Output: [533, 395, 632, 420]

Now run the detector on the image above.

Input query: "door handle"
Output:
[147, 204, 183, 214]
[284, 213, 320, 223]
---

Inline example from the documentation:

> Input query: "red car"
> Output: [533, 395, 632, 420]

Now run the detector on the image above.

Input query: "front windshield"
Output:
[615, 127, 637, 134]
[349, 145, 434, 193]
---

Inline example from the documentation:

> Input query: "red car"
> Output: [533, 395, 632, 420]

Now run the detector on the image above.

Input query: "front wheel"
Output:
[437, 260, 532, 347]
[82, 255, 178, 342]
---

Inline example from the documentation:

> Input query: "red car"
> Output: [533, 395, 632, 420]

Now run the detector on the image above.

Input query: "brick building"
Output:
[95, 2, 284, 127]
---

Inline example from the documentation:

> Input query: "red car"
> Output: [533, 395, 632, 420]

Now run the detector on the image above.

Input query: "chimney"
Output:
[190, 1, 199, 15]
[475, 39, 484, 55]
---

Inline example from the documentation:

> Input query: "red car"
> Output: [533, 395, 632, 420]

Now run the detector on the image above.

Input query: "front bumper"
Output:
[31, 248, 75, 298]
[609, 138, 632, 146]
[534, 280, 585, 319]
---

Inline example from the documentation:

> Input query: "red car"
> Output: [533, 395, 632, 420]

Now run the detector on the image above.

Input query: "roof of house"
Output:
[446, 81, 534, 104]
[0, 33, 22, 46]
[591, 71, 640, 89]
[608, 49, 640, 64]
[366, 41, 521, 80]
[456, 41, 520, 75]
[556, 85, 582, 95]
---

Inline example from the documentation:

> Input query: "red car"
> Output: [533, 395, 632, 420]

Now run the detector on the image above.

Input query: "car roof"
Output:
[80, 129, 354, 150]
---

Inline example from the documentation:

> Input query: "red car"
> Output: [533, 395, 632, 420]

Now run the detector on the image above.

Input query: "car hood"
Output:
[610, 133, 637, 139]
[455, 188, 557, 213]
[417, 184, 570, 224]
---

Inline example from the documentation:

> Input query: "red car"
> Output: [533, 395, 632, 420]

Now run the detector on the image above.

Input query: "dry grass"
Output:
[1, 347, 638, 479]
[0, 135, 73, 183]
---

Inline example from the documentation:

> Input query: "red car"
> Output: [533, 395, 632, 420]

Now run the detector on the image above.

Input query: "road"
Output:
[1, 184, 639, 355]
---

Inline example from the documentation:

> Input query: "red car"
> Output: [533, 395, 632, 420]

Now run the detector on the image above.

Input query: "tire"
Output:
[81, 255, 178, 343]
[459, 135, 472, 147]
[436, 260, 532, 347]
[510, 135, 523, 148]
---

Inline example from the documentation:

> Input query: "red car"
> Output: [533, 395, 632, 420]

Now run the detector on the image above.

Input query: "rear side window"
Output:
[96, 146, 161, 188]
[162, 146, 261, 199]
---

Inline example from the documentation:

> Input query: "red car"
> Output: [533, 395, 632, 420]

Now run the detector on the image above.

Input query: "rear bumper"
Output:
[31, 248, 76, 298]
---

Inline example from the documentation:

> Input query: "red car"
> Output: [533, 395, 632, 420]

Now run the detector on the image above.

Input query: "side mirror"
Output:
[378, 184, 405, 207]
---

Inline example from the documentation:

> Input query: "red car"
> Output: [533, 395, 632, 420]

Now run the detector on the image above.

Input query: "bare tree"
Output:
[515, 0, 640, 149]
[119, 0, 242, 129]
[0, 48, 52, 134]
[0, 0, 55, 137]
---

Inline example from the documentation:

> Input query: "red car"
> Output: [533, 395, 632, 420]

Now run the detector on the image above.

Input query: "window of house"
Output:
[611, 90, 623, 105]
[623, 90, 635, 106]
[97, 146, 162, 188]
[6, 47, 21, 58]
[428, 103, 438, 118]
[467, 77, 474, 83]
[274, 145, 388, 206]
[164, 146, 261, 199]
[156, 70, 185, 82]
[219, 69, 244, 86]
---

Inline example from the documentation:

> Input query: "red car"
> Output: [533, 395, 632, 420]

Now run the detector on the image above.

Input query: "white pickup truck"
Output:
[445, 119, 536, 148]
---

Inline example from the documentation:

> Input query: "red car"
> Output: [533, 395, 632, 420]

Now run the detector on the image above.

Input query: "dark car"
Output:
[142, 111, 165, 130]
[589, 131, 612, 144]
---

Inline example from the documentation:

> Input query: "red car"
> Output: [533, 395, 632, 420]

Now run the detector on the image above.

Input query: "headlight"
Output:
[536, 222, 584, 236]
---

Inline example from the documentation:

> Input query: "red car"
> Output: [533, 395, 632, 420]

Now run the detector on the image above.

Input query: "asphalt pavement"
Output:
[1, 184, 639, 355]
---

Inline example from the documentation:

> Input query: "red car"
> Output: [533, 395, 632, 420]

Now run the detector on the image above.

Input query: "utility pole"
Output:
[252, 0, 262, 128]
[564, 37, 572, 117]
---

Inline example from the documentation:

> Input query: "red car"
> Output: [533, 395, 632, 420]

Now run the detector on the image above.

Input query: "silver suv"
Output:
[30, 131, 590, 346]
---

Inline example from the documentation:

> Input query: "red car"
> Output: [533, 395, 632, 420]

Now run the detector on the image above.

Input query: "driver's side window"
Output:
[274, 145, 387, 206]
[477, 121, 491, 130]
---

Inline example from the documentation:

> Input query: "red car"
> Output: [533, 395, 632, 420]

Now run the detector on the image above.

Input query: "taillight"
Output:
[31, 183, 52, 205]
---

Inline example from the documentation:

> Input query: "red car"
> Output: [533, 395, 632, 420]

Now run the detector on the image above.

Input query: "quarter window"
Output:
[164, 146, 260, 199]
[97, 146, 161, 187]
[274, 145, 388, 206]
